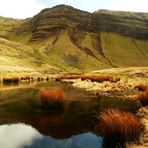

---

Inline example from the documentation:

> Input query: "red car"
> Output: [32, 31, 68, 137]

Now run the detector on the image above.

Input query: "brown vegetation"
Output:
[135, 84, 148, 92]
[135, 84, 148, 106]
[3, 77, 19, 84]
[39, 87, 65, 109]
[37, 77, 41, 81]
[98, 109, 143, 148]
[20, 76, 32, 82]
[37, 77, 44, 81]
[56, 74, 120, 83]
[56, 74, 80, 81]
[46, 77, 49, 81]
[138, 88, 148, 106]
[80, 74, 120, 83]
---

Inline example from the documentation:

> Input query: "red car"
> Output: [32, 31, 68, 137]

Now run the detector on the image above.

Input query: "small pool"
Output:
[0, 81, 141, 148]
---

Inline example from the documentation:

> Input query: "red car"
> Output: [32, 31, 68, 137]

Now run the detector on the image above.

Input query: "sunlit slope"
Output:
[0, 16, 23, 38]
[0, 30, 148, 73]
[28, 30, 110, 72]
[0, 38, 58, 76]
[101, 33, 148, 67]
[27, 30, 148, 71]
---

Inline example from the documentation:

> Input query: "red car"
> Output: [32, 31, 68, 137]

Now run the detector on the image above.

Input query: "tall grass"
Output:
[98, 109, 143, 148]
[40, 87, 65, 109]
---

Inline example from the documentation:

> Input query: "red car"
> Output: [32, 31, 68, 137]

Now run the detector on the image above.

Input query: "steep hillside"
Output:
[0, 16, 23, 38]
[0, 5, 148, 74]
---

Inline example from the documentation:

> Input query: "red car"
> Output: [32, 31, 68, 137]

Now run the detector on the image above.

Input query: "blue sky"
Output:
[0, 0, 148, 19]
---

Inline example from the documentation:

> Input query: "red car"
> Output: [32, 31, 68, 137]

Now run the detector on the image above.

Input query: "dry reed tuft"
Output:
[46, 77, 49, 81]
[98, 109, 143, 148]
[135, 84, 148, 92]
[37, 77, 41, 81]
[56, 74, 81, 81]
[40, 87, 65, 109]
[3, 77, 19, 84]
[81, 74, 120, 83]
[20, 76, 32, 82]
[138, 88, 148, 106]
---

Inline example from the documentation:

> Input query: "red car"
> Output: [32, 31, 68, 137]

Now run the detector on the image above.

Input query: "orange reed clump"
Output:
[81, 75, 120, 83]
[56, 74, 120, 83]
[40, 87, 65, 109]
[98, 109, 143, 148]
[3, 77, 19, 84]
[56, 74, 81, 81]
[135, 84, 148, 92]
[138, 88, 148, 106]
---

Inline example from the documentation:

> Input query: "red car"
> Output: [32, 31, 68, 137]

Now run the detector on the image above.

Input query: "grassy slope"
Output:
[29, 30, 148, 72]
[0, 14, 148, 74]
[0, 30, 147, 75]
[0, 16, 23, 38]
[101, 32, 148, 67]
[80, 33, 111, 65]
[0, 38, 58, 77]
[29, 30, 110, 72]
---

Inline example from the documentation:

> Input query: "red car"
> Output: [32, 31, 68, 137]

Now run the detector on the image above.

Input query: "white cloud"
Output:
[0, 123, 102, 148]
[0, 0, 147, 19]
[0, 0, 46, 19]
[0, 123, 42, 148]
[110, 0, 148, 12]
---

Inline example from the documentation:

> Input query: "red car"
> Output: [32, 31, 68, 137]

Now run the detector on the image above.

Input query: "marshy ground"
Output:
[0, 67, 147, 148]
[55, 67, 148, 147]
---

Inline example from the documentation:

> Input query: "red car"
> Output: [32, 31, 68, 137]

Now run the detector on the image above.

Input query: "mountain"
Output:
[0, 5, 148, 75]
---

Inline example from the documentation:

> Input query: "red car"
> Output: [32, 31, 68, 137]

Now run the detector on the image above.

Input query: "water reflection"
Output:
[0, 123, 103, 148]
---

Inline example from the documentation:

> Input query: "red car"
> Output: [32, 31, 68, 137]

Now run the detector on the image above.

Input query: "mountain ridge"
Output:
[13, 5, 148, 40]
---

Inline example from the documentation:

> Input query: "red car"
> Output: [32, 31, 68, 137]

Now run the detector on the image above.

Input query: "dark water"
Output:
[0, 81, 141, 148]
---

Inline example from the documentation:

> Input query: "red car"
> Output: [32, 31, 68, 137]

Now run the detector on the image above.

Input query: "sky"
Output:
[0, 0, 148, 19]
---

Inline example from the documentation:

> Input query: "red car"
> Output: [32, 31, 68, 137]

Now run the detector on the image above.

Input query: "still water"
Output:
[0, 81, 140, 148]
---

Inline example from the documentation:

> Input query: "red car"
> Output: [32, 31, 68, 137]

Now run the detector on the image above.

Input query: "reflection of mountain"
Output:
[0, 123, 102, 148]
